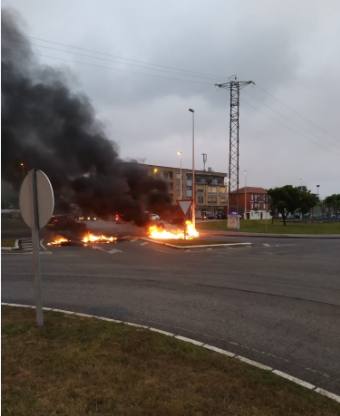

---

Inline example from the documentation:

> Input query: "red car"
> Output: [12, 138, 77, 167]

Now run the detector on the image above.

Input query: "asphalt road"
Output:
[2, 236, 340, 394]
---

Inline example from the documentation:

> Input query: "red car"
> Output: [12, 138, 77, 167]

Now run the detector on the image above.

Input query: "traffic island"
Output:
[2, 306, 339, 416]
[143, 237, 252, 249]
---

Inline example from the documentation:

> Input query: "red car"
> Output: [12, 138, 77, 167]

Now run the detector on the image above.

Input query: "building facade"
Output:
[142, 164, 227, 218]
[229, 187, 271, 219]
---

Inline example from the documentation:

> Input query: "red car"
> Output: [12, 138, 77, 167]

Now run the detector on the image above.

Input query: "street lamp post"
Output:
[243, 170, 247, 220]
[188, 108, 195, 227]
[226, 176, 230, 217]
[177, 151, 183, 200]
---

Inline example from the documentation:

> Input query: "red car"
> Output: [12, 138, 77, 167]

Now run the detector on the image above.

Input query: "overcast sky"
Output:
[3, 0, 340, 196]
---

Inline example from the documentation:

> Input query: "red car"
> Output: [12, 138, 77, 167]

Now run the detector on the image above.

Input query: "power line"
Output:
[241, 91, 340, 157]
[255, 83, 339, 147]
[33, 51, 214, 86]
[243, 88, 340, 153]
[27, 34, 226, 82]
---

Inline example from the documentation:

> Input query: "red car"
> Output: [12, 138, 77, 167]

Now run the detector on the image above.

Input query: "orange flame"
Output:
[47, 236, 70, 246]
[148, 220, 199, 240]
[82, 232, 117, 244]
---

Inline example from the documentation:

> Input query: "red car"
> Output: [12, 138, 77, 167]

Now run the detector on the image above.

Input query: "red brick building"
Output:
[229, 187, 271, 219]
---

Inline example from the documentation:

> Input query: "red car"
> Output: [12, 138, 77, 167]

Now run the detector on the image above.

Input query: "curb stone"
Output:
[141, 237, 252, 249]
[2, 302, 340, 405]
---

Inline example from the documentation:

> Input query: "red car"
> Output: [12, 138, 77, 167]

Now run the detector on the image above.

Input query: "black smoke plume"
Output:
[1, 9, 171, 224]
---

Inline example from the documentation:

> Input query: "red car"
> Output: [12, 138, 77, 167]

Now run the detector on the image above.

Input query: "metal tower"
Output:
[215, 77, 254, 191]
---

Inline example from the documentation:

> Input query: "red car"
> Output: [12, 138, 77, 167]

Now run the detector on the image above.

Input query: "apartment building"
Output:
[142, 164, 227, 217]
[229, 187, 271, 219]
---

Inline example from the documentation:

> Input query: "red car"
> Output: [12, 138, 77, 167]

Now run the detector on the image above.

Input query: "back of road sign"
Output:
[178, 200, 192, 216]
[19, 169, 55, 229]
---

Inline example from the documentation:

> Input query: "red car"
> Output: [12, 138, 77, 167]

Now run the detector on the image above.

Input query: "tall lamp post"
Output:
[243, 170, 247, 220]
[188, 108, 195, 227]
[177, 151, 183, 200]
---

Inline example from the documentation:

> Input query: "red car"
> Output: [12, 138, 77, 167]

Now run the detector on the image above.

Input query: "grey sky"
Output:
[3, 0, 340, 196]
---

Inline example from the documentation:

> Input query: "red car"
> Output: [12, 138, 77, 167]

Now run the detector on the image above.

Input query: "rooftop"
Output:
[230, 187, 267, 194]
[141, 163, 226, 176]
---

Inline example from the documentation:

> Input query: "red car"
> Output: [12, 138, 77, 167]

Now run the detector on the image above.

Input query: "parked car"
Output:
[149, 213, 161, 221]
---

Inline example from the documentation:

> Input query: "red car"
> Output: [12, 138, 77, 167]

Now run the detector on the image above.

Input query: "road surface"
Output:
[2, 236, 340, 393]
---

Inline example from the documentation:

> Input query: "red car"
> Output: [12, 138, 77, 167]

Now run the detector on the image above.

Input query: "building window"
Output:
[186, 190, 192, 197]
[207, 194, 217, 204]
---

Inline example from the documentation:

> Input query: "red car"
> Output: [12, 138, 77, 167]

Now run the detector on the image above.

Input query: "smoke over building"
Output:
[1, 9, 170, 224]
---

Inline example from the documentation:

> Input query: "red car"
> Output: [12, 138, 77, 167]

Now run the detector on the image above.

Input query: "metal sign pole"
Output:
[32, 169, 44, 327]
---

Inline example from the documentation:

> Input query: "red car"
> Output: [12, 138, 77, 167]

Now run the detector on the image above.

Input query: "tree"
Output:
[324, 194, 340, 216]
[296, 186, 319, 217]
[268, 185, 319, 225]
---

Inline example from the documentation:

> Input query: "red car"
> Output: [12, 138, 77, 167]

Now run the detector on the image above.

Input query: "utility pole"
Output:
[201, 153, 207, 171]
[215, 77, 254, 192]
[188, 108, 195, 227]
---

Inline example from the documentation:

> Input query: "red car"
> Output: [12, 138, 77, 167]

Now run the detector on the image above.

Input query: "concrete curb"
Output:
[205, 231, 340, 239]
[2, 302, 340, 405]
[1, 239, 20, 252]
[141, 237, 252, 249]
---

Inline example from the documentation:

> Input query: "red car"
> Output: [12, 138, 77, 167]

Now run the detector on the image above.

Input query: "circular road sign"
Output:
[19, 169, 55, 229]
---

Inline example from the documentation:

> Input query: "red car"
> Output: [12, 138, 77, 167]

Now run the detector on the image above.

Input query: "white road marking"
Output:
[315, 388, 340, 403]
[174, 335, 204, 346]
[140, 242, 148, 246]
[149, 327, 174, 337]
[272, 370, 315, 390]
[108, 248, 123, 254]
[236, 356, 272, 371]
[263, 243, 271, 247]
[202, 344, 235, 357]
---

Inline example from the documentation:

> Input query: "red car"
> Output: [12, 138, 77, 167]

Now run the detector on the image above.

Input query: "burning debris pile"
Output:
[47, 232, 117, 247]
[82, 233, 117, 245]
[148, 220, 199, 240]
[2, 9, 170, 225]
[46, 236, 70, 247]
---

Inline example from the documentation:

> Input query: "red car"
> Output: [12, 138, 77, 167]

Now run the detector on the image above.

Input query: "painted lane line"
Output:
[125, 322, 149, 329]
[140, 242, 148, 246]
[315, 388, 340, 404]
[108, 248, 123, 254]
[236, 356, 273, 371]
[174, 335, 204, 346]
[272, 370, 315, 390]
[2, 303, 340, 404]
[202, 344, 235, 358]
[149, 327, 175, 337]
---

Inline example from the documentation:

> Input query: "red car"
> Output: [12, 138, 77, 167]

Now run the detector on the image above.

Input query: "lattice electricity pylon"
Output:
[215, 78, 254, 191]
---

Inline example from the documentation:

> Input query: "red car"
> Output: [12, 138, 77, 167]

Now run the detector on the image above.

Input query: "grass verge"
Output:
[198, 220, 340, 234]
[2, 306, 340, 416]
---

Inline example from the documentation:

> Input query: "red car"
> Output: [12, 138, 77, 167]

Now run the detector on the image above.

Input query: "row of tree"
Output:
[268, 186, 340, 225]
